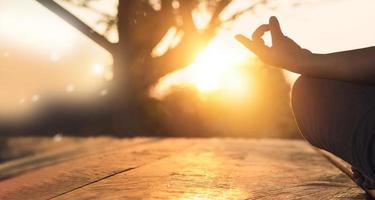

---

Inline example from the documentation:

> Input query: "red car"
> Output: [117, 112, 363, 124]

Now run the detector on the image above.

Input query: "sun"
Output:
[151, 35, 252, 99]
[190, 37, 249, 92]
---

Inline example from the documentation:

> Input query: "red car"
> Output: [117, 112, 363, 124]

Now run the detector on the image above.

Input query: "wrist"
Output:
[296, 52, 330, 76]
[288, 50, 314, 73]
[299, 49, 314, 65]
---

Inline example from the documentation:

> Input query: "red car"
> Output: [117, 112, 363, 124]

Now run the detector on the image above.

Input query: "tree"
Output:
[29, 0, 244, 135]
[32, 0, 326, 136]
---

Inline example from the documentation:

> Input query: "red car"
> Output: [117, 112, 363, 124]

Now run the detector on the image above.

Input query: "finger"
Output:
[235, 35, 257, 51]
[269, 16, 284, 40]
[235, 34, 269, 56]
[252, 24, 270, 42]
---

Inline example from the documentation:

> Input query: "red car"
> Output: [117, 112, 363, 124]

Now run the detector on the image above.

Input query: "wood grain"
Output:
[0, 138, 194, 200]
[0, 137, 123, 179]
[52, 139, 365, 200]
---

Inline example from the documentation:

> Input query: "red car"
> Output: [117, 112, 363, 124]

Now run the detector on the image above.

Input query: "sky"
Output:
[1, 0, 375, 116]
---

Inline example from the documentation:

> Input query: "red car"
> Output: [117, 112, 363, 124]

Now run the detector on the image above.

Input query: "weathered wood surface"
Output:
[0, 137, 127, 179]
[0, 137, 194, 200]
[0, 138, 366, 200]
[317, 149, 374, 196]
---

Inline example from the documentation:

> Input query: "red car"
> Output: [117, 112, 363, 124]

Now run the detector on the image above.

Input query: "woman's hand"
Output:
[235, 16, 312, 72]
[237, 16, 375, 83]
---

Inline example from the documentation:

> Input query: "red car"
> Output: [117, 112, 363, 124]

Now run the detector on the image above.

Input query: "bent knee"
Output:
[291, 76, 306, 110]
[291, 76, 328, 147]
[291, 76, 322, 111]
[291, 76, 321, 123]
[291, 75, 375, 148]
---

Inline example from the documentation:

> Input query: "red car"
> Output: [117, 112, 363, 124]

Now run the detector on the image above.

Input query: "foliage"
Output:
[26, 0, 319, 137]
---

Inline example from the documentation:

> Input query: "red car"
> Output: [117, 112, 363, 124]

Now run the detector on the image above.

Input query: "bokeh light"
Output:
[31, 94, 40, 103]
[92, 64, 105, 76]
[65, 84, 76, 93]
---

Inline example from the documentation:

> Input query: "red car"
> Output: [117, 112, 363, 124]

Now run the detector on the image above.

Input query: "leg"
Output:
[291, 76, 375, 181]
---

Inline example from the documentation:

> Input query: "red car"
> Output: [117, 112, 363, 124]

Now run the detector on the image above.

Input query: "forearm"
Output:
[295, 47, 375, 83]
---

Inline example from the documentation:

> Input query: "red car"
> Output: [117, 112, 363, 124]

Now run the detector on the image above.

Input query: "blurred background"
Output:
[1, 0, 375, 163]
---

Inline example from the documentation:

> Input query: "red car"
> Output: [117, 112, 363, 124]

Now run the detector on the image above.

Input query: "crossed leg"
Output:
[291, 76, 375, 193]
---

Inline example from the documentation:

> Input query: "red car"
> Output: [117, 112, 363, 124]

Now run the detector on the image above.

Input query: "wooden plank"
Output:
[54, 139, 365, 200]
[0, 138, 195, 200]
[0, 137, 149, 179]
[317, 149, 373, 198]
[0, 136, 90, 162]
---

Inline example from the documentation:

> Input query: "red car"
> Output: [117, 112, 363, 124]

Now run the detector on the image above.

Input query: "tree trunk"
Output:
[111, 1, 165, 135]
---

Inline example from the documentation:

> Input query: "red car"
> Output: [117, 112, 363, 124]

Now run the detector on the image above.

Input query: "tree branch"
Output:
[219, 0, 268, 25]
[148, 31, 209, 82]
[35, 0, 117, 54]
[178, 0, 199, 35]
[206, 0, 231, 32]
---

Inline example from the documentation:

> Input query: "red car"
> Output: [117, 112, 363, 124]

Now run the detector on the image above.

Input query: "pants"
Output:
[291, 76, 375, 181]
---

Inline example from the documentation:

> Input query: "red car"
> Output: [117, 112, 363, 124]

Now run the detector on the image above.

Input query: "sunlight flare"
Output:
[152, 36, 251, 98]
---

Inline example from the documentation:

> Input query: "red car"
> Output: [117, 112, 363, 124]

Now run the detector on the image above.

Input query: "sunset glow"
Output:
[152, 36, 251, 98]
[2, 0, 375, 115]
[191, 37, 249, 92]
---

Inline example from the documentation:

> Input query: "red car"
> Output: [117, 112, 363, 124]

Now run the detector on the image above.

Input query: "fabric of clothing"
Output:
[291, 76, 375, 181]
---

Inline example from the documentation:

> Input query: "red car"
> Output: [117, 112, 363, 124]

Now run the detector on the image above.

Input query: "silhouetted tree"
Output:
[31, 0, 254, 134]
[33, 0, 327, 135]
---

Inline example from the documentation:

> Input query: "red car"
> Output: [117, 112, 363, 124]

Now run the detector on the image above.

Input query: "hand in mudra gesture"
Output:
[236, 16, 311, 71]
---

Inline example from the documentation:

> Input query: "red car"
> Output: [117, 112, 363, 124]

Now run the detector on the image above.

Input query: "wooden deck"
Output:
[0, 137, 367, 200]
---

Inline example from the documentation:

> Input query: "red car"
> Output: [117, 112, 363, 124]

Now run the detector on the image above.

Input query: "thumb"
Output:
[269, 16, 284, 39]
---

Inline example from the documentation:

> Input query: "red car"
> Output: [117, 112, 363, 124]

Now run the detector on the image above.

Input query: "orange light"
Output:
[152, 35, 251, 98]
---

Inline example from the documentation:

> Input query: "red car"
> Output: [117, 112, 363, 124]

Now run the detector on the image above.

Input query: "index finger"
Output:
[252, 24, 270, 42]
[235, 34, 270, 58]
